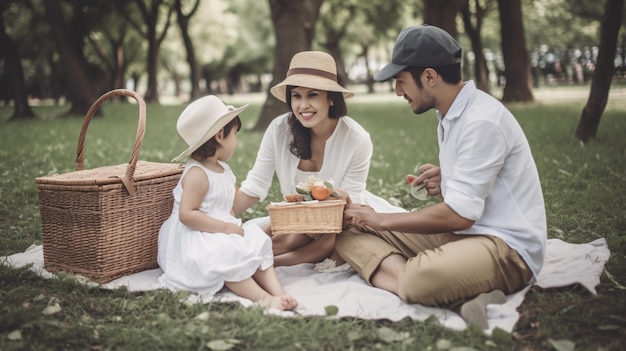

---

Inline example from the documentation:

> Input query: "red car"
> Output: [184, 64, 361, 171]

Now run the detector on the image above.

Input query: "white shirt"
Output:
[240, 113, 404, 213]
[438, 81, 547, 280]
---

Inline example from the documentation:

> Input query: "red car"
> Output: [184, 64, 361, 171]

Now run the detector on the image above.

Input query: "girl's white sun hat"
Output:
[172, 95, 248, 162]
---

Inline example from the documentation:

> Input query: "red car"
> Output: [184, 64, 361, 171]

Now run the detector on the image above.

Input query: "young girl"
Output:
[158, 95, 298, 311]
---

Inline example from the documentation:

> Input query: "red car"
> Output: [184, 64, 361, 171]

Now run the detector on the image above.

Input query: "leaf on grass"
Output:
[42, 303, 62, 315]
[324, 305, 338, 316]
[436, 339, 452, 349]
[557, 169, 572, 176]
[597, 324, 620, 331]
[207, 339, 240, 350]
[7, 330, 22, 341]
[194, 311, 210, 321]
[376, 327, 410, 343]
[347, 331, 362, 341]
[547, 338, 575, 351]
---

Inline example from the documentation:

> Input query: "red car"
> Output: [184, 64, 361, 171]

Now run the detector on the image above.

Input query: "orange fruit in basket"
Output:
[311, 185, 331, 200]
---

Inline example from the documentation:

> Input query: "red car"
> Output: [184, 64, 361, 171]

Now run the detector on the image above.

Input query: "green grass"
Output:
[1, 86, 625, 350]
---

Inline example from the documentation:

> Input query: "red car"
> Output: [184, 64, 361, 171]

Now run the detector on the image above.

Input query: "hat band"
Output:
[287, 68, 337, 82]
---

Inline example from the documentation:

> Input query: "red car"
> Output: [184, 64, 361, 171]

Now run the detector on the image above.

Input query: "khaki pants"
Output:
[335, 227, 532, 307]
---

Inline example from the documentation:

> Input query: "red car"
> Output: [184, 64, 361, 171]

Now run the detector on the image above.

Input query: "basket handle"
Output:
[75, 89, 146, 195]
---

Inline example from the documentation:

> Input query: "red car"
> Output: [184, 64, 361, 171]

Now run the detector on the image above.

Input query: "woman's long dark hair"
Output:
[285, 85, 347, 160]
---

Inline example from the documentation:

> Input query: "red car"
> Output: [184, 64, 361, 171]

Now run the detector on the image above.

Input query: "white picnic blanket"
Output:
[1, 238, 610, 334]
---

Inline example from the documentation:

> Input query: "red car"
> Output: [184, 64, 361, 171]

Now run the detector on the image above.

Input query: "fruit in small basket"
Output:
[295, 176, 335, 201]
[284, 194, 304, 202]
[311, 185, 332, 200]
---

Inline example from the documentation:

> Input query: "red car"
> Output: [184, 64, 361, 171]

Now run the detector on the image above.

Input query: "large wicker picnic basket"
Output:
[267, 200, 347, 235]
[35, 89, 183, 283]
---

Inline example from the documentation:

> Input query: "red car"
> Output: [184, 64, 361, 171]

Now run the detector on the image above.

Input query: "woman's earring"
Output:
[329, 100, 334, 106]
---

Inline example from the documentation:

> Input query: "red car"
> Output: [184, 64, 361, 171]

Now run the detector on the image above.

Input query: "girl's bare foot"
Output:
[260, 295, 298, 311]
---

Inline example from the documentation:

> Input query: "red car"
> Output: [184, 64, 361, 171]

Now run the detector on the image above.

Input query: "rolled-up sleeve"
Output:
[443, 120, 508, 220]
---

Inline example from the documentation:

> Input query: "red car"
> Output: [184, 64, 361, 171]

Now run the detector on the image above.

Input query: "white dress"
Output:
[157, 159, 274, 295]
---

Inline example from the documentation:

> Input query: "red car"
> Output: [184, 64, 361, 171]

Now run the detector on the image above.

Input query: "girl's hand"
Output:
[225, 222, 245, 236]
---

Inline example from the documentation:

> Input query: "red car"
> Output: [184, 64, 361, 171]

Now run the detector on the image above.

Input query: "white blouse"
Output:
[240, 113, 404, 213]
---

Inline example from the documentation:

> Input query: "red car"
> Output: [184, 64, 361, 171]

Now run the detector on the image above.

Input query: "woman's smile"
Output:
[299, 111, 316, 120]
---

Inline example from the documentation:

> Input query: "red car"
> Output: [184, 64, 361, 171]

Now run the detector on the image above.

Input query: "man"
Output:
[336, 25, 547, 329]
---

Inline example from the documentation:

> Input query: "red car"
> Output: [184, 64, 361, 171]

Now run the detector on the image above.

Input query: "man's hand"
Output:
[413, 164, 442, 197]
[343, 204, 381, 231]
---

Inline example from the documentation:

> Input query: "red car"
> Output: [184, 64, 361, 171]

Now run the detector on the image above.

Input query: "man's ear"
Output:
[423, 68, 438, 86]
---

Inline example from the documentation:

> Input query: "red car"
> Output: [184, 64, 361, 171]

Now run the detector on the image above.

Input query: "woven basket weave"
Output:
[267, 200, 347, 235]
[36, 89, 183, 283]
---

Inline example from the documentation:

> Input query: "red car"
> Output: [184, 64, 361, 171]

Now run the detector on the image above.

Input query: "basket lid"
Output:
[35, 160, 183, 186]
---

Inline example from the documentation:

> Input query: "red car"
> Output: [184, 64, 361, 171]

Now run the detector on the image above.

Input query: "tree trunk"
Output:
[0, 11, 35, 119]
[575, 0, 624, 142]
[144, 36, 160, 103]
[322, 32, 348, 88]
[253, 0, 323, 131]
[361, 44, 376, 94]
[136, 0, 174, 104]
[175, 0, 202, 101]
[497, 0, 534, 102]
[423, 0, 466, 37]
[461, 0, 491, 94]
[44, 0, 100, 116]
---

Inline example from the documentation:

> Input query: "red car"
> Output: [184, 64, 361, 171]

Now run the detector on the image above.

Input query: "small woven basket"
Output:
[266, 200, 347, 235]
[36, 89, 183, 283]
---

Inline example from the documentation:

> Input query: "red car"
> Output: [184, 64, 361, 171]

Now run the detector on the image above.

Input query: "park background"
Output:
[1, 0, 625, 350]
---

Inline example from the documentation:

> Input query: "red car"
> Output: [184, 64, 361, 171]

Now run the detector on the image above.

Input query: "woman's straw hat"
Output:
[270, 51, 354, 103]
[172, 95, 248, 162]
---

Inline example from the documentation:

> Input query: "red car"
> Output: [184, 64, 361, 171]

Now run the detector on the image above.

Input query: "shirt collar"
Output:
[436, 80, 476, 122]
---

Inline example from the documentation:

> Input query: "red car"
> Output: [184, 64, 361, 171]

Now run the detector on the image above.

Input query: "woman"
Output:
[233, 51, 404, 267]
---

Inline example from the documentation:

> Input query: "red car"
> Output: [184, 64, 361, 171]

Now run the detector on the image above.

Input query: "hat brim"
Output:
[171, 104, 249, 163]
[270, 74, 354, 103]
[373, 62, 407, 82]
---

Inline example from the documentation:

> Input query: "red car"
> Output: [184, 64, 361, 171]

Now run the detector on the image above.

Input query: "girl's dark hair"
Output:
[191, 116, 241, 160]
[406, 63, 462, 88]
[285, 86, 347, 160]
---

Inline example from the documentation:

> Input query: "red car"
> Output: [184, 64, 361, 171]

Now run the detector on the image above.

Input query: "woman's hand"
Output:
[333, 188, 352, 204]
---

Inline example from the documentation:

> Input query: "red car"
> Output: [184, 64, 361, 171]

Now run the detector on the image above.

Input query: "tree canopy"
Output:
[1, 0, 624, 140]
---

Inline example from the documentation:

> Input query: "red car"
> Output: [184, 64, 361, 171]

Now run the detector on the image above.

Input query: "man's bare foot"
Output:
[459, 290, 506, 329]
[260, 295, 298, 311]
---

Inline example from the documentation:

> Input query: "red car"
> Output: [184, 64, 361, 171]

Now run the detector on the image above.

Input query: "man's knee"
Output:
[335, 228, 361, 254]
[397, 265, 455, 306]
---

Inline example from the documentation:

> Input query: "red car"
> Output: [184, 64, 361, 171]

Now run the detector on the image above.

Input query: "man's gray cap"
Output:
[374, 25, 462, 82]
